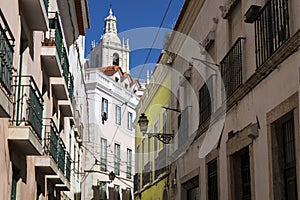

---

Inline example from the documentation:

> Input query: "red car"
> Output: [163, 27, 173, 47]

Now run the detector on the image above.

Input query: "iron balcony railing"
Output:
[43, 118, 70, 179]
[0, 9, 14, 94]
[62, 47, 69, 86]
[43, 0, 49, 13]
[12, 76, 44, 139]
[66, 152, 71, 182]
[43, 12, 63, 63]
[43, 118, 59, 162]
[61, 47, 74, 100]
[220, 37, 245, 100]
[58, 140, 66, 172]
[255, 0, 290, 67]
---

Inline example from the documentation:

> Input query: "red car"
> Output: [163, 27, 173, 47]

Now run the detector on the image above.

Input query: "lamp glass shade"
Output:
[138, 113, 149, 132]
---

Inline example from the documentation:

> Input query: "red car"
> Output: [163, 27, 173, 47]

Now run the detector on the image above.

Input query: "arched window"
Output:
[113, 53, 119, 66]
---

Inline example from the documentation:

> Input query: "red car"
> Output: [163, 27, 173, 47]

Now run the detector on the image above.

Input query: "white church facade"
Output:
[83, 8, 140, 200]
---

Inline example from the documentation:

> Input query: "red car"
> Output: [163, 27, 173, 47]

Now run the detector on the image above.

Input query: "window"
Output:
[199, 76, 213, 125]
[163, 110, 168, 134]
[99, 181, 107, 200]
[255, 0, 290, 67]
[101, 138, 107, 171]
[208, 159, 218, 200]
[115, 105, 121, 125]
[127, 112, 133, 130]
[148, 135, 152, 165]
[102, 98, 108, 118]
[114, 144, 120, 175]
[271, 112, 297, 200]
[113, 53, 119, 66]
[178, 107, 189, 147]
[154, 121, 159, 157]
[127, 149, 132, 179]
[142, 139, 145, 168]
[114, 185, 120, 200]
[231, 147, 251, 200]
[126, 188, 132, 200]
[136, 145, 140, 173]
[182, 176, 199, 200]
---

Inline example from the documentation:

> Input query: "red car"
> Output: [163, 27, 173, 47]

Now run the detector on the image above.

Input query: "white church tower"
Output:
[90, 7, 130, 73]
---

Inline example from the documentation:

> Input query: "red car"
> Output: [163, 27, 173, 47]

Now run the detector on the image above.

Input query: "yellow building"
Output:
[134, 54, 172, 200]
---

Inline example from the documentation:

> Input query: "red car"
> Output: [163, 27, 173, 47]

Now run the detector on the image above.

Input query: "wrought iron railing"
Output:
[199, 76, 213, 125]
[0, 9, 14, 94]
[66, 152, 71, 181]
[68, 74, 74, 101]
[62, 47, 69, 86]
[58, 140, 66, 172]
[43, 118, 59, 162]
[11, 76, 44, 139]
[43, 0, 49, 13]
[255, 0, 290, 67]
[43, 12, 63, 62]
[61, 47, 74, 101]
[220, 37, 245, 100]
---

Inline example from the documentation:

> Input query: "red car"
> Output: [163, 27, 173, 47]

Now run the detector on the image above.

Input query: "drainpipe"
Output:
[15, 40, 23, 126]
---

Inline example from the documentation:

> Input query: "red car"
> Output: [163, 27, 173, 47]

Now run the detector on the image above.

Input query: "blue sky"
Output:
[85, 0, 184, 80]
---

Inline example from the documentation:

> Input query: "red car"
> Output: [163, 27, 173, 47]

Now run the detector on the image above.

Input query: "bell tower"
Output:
[90, 7, 130, 73]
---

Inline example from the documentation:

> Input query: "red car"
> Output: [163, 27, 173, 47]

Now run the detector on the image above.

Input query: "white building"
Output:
[83, 8, 140, 200]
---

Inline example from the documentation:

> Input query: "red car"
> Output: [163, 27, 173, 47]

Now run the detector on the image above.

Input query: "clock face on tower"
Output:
[113, 53, 119, 66]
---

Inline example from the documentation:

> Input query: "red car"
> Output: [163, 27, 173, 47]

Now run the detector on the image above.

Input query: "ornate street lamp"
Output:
[138, 113, 174, 144]
[108, 171, 115, 182]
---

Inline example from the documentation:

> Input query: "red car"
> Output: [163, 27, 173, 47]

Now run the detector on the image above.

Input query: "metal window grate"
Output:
[208, 159, 218, 200]
[255, 0, 290, 67]
[199, 76, 213, 125]
[241, 151, 251, 200]
[220, 37, 245, 100]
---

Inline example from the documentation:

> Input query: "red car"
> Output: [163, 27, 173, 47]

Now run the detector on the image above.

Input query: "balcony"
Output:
[19, 0, 48, 31]
[0, 9, 14, 117]
[255, 0, 290, 67]
[57, 0, 89, 47]
[62, 47, 74, 101]
[220, 37, 245, 100]
[8, 76, 44, 155]
[41, 12, 63, 77]
[50, 77, 68, 100]
[33, 119, 59, 175]
[41, 119, 70, 190]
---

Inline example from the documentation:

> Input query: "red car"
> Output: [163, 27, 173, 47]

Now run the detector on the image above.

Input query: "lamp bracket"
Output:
[145, 132, 175, 144]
